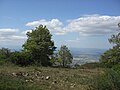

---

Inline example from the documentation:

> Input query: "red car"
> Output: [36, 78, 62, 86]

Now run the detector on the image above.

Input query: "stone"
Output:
[46, 76, 50, 80]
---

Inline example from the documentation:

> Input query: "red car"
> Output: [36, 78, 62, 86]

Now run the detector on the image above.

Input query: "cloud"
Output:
[65, 14, 120, 36]
[26, 14, 120, 36]
[26, 19, 65, 35]
[0, 28, 26, 42]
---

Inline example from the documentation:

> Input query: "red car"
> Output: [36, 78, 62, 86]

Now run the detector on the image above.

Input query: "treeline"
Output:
[0, 25, 73, 67]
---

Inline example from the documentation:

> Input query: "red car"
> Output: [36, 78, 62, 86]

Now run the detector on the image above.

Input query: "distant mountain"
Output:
[70, 47, 106, 55]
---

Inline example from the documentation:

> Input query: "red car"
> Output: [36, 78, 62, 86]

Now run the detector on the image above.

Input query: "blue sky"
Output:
[0, 0, 120, 49]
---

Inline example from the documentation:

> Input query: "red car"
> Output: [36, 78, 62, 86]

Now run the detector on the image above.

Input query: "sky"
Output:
[0, 0, 120, 49]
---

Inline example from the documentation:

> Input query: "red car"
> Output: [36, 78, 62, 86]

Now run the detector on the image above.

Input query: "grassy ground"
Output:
[0, 64, 104, 90]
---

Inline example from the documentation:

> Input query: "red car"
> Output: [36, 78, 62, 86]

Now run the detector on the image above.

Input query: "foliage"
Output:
[0, 73, 38, 90]
[10, 51, 32, 66]
[100, 45, 120, 67]
[58, 45, 73, 67]
[89, 68, 120, 90]
[79, 62, 105, 69]
[112, 63, 120, 71]
[108, 23, 120, 46]
[0, 48, 11, 59]
[0, 64, 103, 90]
[23, 25, 56, 66]
[100, 23, 120, 67]
[0, 48, 11, 65]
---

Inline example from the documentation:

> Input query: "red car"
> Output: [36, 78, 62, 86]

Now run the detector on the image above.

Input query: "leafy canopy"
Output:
[58, 45, 73, 67]
[23, 25, 56, 66]
[100, 23, 120, 67]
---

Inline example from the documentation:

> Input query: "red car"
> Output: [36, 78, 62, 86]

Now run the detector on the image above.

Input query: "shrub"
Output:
[10, 51, 32, 66]
[89, 68, 120, 90]
[99, 46, 120, 68]
[0, 48, 11, 65]
[79, 62, 105, 69]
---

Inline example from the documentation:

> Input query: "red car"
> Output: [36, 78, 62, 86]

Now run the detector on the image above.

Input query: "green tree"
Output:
[23, 25, 56, 66]
[10, 51, 32, 66]
[108, 23, 120, 46]
[58, 45, 73, 67]
[0, 48, 11, 65]
[100, 23, 120, 67]
[0, 48, 11, 58]
[100, 45, 120, 67]
[0, 48, 11, 61]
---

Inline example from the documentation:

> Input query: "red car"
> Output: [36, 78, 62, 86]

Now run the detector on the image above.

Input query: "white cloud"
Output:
[26, 19, 65, 35]
[0, 28, 26, 42]
[1, 14, 120, 48]
[64, 14, 120, 36]
[26, 19, 63, 27]
[26, 14, 120, 36]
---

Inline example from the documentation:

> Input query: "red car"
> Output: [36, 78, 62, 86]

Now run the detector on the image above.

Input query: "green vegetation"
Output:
[51, 45, 73, 67]
[10, 51, 32, 66]
[89, 65, 120, 90]
[99, 23, 120, 67]
[100, 45, 120, 67]
[0, 24, 120, 90]
[89, 23, 120, 90]
[23, 25, 56, 66]
[0, 64, 103, 90]
[0, 73, 37, 90]
[58, 45, 73, 67]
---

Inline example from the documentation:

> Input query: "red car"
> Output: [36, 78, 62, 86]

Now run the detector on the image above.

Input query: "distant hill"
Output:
[70, 48, 106, 55]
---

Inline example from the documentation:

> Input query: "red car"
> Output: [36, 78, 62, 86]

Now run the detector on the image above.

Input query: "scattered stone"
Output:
[12, 72, 17, 76]
[16, 72, 22, 76]
[41, 76, 44, 79]
[54, 80, 57, 83]
[35, 73, 38, 77]
[70, 85, 74, 88]
[29, 79, 33, 82]
[70, 83, 76, 88]
[25, 80, 29, 82]
[23, 73, 29, 77]
[52, 80, 57, 84]
[37, 71, 41, 74]
[46, 76, 50, 80]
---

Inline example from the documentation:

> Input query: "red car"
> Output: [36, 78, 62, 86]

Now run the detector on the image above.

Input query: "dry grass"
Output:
[0, 65, 104, 90]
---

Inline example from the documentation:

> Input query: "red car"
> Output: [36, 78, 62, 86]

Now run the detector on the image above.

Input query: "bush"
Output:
[112, 64, 120, 72]
[0, 48, 11, 65]
[100, 46, 120, 68]
[10, 51, 32, 66]
[79, 62, 105, 69]
[89, 68, 120, 90]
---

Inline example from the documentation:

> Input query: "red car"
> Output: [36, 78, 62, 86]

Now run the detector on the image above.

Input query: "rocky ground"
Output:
[0, 65, 104, 90]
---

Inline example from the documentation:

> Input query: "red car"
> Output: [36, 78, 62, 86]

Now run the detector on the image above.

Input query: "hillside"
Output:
[0, 64, 104, 90]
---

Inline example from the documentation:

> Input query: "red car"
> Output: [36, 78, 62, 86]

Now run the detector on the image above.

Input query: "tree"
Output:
[0, 48, 11, 57]
[10, 51, 32, 66]
[100, 23, 120, 67]
[23, 25, 56, 66]
[58, 45, 73, 67]
[108, 23, 120, 46]
[100, 45, 120, 67]
[0, 48, 11, 60]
